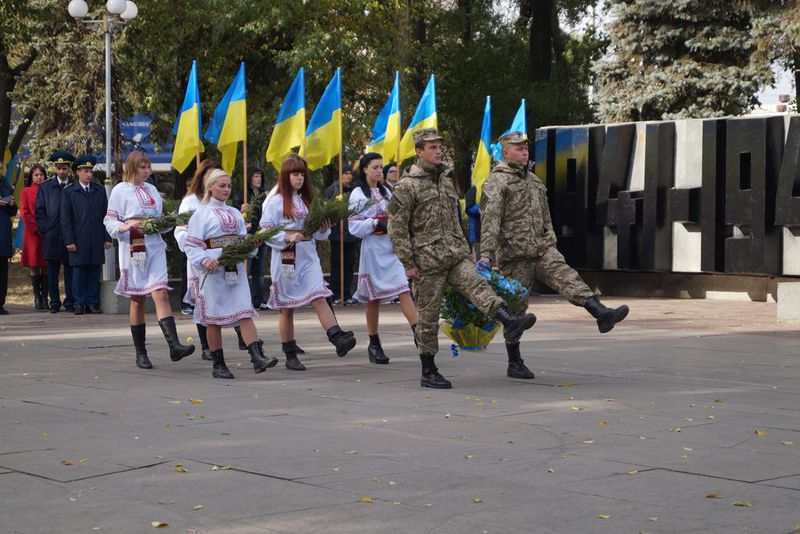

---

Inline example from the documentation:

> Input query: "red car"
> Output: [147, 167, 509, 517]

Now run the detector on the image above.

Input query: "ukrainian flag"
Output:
[266, 68, 306, 171]
[367, 72, 401, 162]
[204, 62, 247, 176]
[471, 96, 492, 202]
[172, 60, 204, 173]
[398, 74, 437, 162]
[303, 68, 342, 171]
[492, 98, 527, 162]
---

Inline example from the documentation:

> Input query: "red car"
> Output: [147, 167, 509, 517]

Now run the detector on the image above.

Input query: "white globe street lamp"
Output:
[67, 0, 90, 20]
[66, 1, 138, 283]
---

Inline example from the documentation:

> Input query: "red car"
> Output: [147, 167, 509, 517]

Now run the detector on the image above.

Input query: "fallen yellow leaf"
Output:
[192, 504, 203, 511]
[583, 439, 594, 444]
[780, 441, 794, 445]
[79, 458, 88, 463]
[174, 464, 188, 473]
[706, 415, 715, 420]
[706, 492, 724, 499]
[389, 481, 397, 486]
[648, 517, 658, 522]
[189, 399, 204, 405]
[599, 419, 607, 427]
[683, 447, 693, 452]
[151, 521, 168, 528]
[464, 454, 474, 460]
[560, 382, 574, 388]
[669, 427, 682, 432]
[714, 399, 724, 403]
[570, 406, 583, 411]
[627, 469, 638, 475]
[547, 468, 555, 473]
[186, 337, 193, 344]
[61, 460, 73, 466]
[472, 497, 483, 504]
[372, 477, 381, 483]
[360, 496, 374, 504]
[732, 501, 753, 508]
[597, 514, 610, 520]
[168, 400, 181, 404]
[754, 430, 767, 437]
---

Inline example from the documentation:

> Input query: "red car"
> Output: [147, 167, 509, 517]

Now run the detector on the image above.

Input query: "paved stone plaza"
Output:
[0, 296, 798, 533]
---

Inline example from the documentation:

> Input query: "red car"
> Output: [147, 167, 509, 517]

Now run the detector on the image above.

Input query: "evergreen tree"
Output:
[593, 0, 773, 121]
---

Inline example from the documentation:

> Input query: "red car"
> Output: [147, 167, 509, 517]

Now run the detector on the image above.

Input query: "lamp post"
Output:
[68, 0, 138, 281]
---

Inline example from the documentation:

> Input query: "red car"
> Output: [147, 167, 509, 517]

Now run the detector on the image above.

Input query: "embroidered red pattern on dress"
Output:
[189, 276, 257, 325]
[185, 236, 207, 249]
[212, 208, 240, 233]
[267, 284, 332, 309]
[116, 268, 171, 296]
[357, 273, 409, 301]
[134, 185, 158, 210]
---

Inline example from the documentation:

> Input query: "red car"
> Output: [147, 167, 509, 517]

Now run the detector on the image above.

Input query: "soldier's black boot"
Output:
[495, 305, 536, 342]
[234, 325, 247, 350]
[326, 325, 356, 357]
[367, 334, 389, 364]
[196, 324, 212, 361]
[282, 340, 306, 371]
[158, 316, 196, 361]
[247, 340, 277, 373]
[584, 296, 629, 333]
[210, 349, 234, 379]
[506, 343, 535, 379]
[420, 354, 452, 389]
[131, 324, 152, 369]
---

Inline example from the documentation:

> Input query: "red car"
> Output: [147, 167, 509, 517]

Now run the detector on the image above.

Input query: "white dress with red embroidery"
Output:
[104, 182, 170, 297]
[260, 193, 332, 309]
[174, 193, 202, 306]
[348, 187, 410, 302]
[184, 198, 257, 326]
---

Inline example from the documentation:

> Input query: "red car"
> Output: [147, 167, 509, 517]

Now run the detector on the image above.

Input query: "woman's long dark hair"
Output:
[26, 164, 47, 187]
[278, 156, 313, 219]
[358, 152, 389, 199]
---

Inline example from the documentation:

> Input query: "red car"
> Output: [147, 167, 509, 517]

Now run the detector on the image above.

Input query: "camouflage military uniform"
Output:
[480, 159, 595, 314]
[388, 160, 505, 356]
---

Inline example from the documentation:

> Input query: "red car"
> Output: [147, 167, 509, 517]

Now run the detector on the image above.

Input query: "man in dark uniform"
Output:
[35, 150, 76, 313]
[61, 156, 112, 314]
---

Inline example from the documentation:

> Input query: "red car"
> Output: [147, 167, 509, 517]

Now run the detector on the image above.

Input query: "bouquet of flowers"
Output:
[440, 265, 528, 353]
[301, 194, 375, 237]
[201, 226, 284, 287]
[139, 210, 194, 234]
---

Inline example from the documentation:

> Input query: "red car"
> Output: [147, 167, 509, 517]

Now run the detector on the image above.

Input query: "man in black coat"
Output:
[61, 156, 112, 314]
[0, 177, 18, 314]
[35, 150, 76, 313]
[325, 164, 359, 305]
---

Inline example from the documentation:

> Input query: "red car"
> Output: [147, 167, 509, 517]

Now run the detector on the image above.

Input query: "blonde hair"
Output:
[202, 168, 230, 204]
[122, 150, 152, 184]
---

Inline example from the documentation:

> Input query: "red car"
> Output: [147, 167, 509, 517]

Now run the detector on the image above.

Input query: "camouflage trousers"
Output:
[499, 247, 595, 314]
[412, 257, 505, 356]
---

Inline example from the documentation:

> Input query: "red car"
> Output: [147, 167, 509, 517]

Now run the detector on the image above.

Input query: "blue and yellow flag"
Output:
[492, 98, 527, 162]
[367, 72, 401, 162]
[303, 68, 342, 171]
[204, 62, 247, 176]
[398, 74, 437, 162]
[266, 68, 306, 171]
[172, 60, 204, 173]
[472, 96, 492, 202]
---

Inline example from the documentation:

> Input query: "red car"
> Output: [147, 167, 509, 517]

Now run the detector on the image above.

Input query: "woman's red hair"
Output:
[278, 155, 313, 219]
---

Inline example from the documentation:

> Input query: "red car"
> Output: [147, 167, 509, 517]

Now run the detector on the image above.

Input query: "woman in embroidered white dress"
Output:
[260, 156, 357, 371]
[183, 169, 277, 379]
[103, 151, 195, 369]
[349, 153, 418, 364]
[175, 159, 258, 361]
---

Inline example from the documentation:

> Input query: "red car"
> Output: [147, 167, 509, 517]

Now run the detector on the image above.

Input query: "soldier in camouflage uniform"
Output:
[388, 128, 537, 389]
[480, 131, 630, 379]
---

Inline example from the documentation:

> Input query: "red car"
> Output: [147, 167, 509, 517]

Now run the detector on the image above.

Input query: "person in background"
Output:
[383, 163, 400, 188]
[61, 156, 112, 315]
[35, 150, 76, 313]
[0, 172, 18, 314]
[325, 164, 358, 305]
[232, 167, 269, 310]
[19, 164, 48, 311]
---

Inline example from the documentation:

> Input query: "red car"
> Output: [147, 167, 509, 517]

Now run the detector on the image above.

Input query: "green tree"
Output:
[594, 0, 773, 121]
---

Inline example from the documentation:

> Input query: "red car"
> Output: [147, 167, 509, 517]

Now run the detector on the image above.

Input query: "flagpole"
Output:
[242, 140, 248, 205]
[338, 98, 345, 306]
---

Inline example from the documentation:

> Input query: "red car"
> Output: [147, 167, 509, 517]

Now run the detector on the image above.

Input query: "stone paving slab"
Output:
[1, 296, 799, 533]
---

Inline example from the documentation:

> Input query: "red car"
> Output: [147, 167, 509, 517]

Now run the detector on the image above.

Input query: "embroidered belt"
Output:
[204, 234, 241, 249]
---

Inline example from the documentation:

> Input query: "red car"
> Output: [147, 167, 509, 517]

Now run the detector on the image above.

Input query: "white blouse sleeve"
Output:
[313, 226, 331, 241]
[348, 188, 376, 238]
[260, 197, 288, 251]
[184, 209, 212, 272]
[103, 185, 127, 241]
[174, 197, 193, 252]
